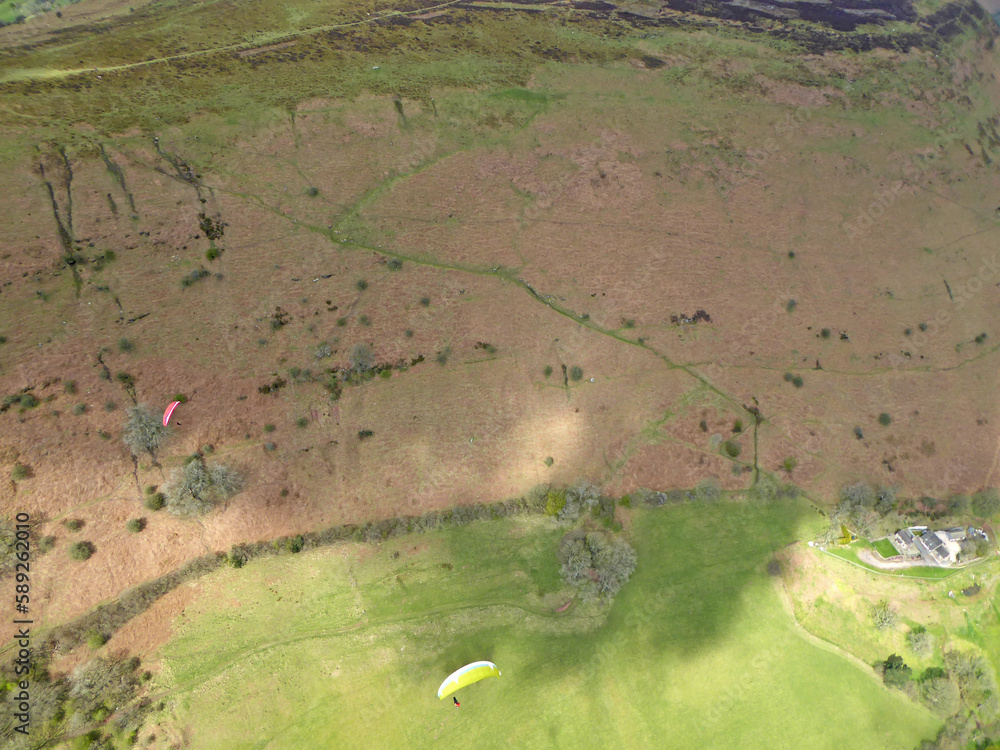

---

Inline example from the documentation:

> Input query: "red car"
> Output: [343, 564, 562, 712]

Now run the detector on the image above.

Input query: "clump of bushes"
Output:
[557, 530, 637, 602]
[972, 489, 1000, 518]
[121, 404, 170, 457]
[125, 518, 145, 533]
[163, 458, 243, 518]
[569, 366, 584, 382]
[722, 439, 741, 458]
[180, 267, 211, 287]
[552, 481, 602, 522]
[11, 463, 30, 481]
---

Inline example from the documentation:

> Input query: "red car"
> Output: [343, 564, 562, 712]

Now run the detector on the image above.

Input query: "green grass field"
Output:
[156, 501, 940, 749]
[872, 538, 899, 558]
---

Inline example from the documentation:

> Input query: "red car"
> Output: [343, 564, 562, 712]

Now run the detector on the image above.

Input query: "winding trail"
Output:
[1, 0, 472, 83]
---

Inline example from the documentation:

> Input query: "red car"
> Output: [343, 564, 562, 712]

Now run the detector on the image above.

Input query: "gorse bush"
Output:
[144, 493, 166, 511]
[69, 541, 95, 561]
[164, 458, 243, 517]
[121, 404, 170, 457]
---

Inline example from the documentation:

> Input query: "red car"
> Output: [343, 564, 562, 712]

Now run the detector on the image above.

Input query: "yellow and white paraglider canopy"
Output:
[436, 661, 501, 700]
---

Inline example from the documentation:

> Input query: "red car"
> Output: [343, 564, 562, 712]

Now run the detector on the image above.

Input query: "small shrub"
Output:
[286, 535, 305, 553]
[296, 416, 309, 428]
[64, 518, 83, 531]
[264, 423, 276, 433]
[722, 439, 741, 458]
[206, 247, 220, 261]
[569, 366, 583, 381]
[783, 456, 797, 473]
[379, 368, 391, 379]
[359, 315, 371, 326]
[69, 541, 95, 561]
[854, 426, 864, 440]
[116, 372, 135, 387]
[918, 322, 928, 332]
[118, 337, 134, 353]
[544, 456, 554, 467]
[71, 403, 87, 415]
[104, 400, 116, 412]
[871, 599, 898, 631]
[388, 258, 403, 271]
[87, 631, 108, 649]
[64, 380, 78, 394]
[786, 299, 797, 312]
[435, 348, 451, 366]
[404, 329, 414, 338]
[337, 317, 348, 327]
[125, 518, 145, 533]
[622, 319, 635, 329]
[783, 372, 794, 382]
[878, 413, 892, 426]
[907, 625, 934, 656]
[544, 365, 553, 378]
[419, 297, 431, 307]
[17, 393, 39, 409]
[306, 186, 319, 196]
[791, 375, 803, 388]
[356, 279, 368, 291]
[732, 419, 743, 433]
[264, 442, 277, 452]
[144, 492, 166, 511]
[820, 328, 831, 339]
[11, 463, 30, 481]
[358, 429, 374, 440]
[37, 536, 55, 554]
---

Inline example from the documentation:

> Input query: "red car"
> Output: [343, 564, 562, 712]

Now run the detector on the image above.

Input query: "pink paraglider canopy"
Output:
[163, 401, 181, 426]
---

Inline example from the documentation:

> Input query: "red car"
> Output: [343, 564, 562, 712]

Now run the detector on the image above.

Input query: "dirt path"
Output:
[1, 0, 469, 83]
[772, 563, 887, 680]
